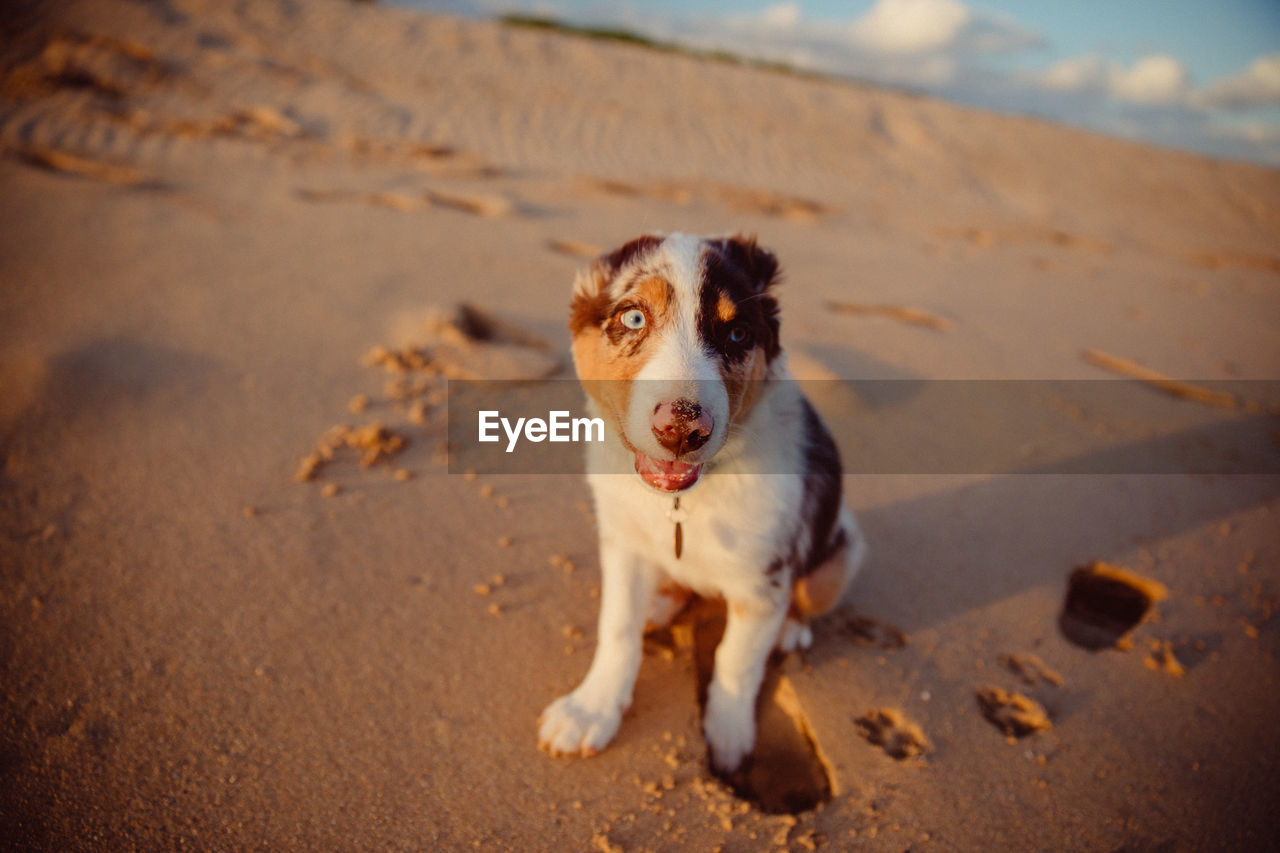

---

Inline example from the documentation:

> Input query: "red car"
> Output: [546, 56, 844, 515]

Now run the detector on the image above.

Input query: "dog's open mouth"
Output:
[634, 451, 703, 492]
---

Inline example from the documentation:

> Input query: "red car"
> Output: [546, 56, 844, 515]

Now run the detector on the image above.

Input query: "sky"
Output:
[401, 0, 1280, 166]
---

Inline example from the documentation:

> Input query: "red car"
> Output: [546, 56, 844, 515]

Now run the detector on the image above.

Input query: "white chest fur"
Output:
[584, 382, 810, 601]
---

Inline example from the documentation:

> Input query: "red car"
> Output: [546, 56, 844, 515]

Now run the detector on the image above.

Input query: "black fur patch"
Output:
[698, 237, 781, 363]
[758, 397, 844, 583]
[795, 397, 843, 578]
[604, 234, 664, 274]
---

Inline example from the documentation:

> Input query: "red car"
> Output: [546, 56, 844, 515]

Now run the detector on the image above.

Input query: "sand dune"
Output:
[2, 0, 1278, 850]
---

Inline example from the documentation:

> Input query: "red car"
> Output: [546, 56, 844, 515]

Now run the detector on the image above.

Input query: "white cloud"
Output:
[849, 0, 971, 55]
[758, 2, 802, 30]
[1038, 54, 1110, 93]
[1197, 53, 1280, 110]
[1110, 54, 1189, 105]
[847, 0, 1040, 57]
[686, 0, 1040, 88]
[1036, 53, 1190, 106]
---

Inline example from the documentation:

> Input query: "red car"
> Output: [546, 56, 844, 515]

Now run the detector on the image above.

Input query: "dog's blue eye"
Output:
[620, 309, 646, 330]
[728, 324, 750, 344]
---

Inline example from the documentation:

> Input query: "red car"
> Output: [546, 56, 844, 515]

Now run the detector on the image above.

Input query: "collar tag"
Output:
[667, 496, 686, 559]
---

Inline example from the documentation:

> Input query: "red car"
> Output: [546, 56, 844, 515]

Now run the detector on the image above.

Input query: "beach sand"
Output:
[2, 0, 1278, 849]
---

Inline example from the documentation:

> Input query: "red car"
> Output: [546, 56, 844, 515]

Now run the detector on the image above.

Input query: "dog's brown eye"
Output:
[728, 324, 751, 345]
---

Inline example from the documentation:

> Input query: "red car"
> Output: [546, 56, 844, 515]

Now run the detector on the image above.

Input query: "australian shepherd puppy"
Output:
[538, 233, 867, 774]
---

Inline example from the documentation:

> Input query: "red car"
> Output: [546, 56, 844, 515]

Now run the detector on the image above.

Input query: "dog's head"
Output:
[568, 233, 784, 492]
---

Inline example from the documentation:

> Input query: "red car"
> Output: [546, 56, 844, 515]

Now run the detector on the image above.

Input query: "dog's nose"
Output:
[651, 398, 713, 456]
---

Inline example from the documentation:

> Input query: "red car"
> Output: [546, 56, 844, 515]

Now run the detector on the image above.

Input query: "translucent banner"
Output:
[446, 379, 1280, 475]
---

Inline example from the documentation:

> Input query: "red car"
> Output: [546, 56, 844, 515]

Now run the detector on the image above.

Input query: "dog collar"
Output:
[666, 496, 687, 559]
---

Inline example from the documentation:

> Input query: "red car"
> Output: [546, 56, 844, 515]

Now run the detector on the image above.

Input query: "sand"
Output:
[2, 0, 1279, 849]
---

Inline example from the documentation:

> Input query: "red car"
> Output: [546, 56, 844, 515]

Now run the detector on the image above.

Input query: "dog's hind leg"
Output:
[779, 505, 867, 652]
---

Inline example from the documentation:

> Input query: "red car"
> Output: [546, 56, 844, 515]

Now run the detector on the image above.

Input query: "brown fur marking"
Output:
[632, 276, 675, 326]
[716, 293, 737, 323]
[788, 532, 849, 612]
[569, 276, 612, 336]
[791, 539, 851, 616]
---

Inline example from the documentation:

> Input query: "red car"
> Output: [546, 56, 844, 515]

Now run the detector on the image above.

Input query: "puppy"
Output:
[538, 233, 866, 774]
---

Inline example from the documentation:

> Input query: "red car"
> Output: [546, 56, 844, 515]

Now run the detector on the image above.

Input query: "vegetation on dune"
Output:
[499, 14, 820, 79]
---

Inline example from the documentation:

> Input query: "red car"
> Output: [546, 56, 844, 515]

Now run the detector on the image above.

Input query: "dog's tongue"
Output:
[634, 452, 702, 492]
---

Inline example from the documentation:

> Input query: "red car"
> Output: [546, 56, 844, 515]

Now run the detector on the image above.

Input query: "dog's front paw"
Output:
[703, 684, 756, 774]
[538, 692, 622, 757]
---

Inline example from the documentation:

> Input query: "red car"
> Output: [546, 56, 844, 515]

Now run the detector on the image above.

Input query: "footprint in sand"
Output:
[997, 653, 1065, 688]
[581, 177, 834, 223]
[854, 708, 930, 759]
[546, 238, 603, 258]
[1, 31, 171, 103]
[1058, 561, 1168, 651]
[296, 186, 514, 218]
[296, 303, 560, 486]
[827, 300, 952, 332]
[975, 686, 1052, 737]
[426, 188, 513, 217]
[9, 31, 498, 187]
[1143, 640, 1187, 677]
[1185, 249, 1280, 277]
[584, 177, 694, 205]
[841, 613, 908, 649]
[713, 185, 833, 224]
[2, 32, 312, 157]
[341, 137, 501, 179]
[85, 102, 309, 147]
[936, 224, 1111, 254]
[13, 146, 154, 187]
[1080, 348, 1277, 414]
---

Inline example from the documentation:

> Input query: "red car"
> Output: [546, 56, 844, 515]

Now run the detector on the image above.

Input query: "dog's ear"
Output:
[569, 235, 664, 334]
[713, 234, 780, 293]
[601, 234, 664, 276]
